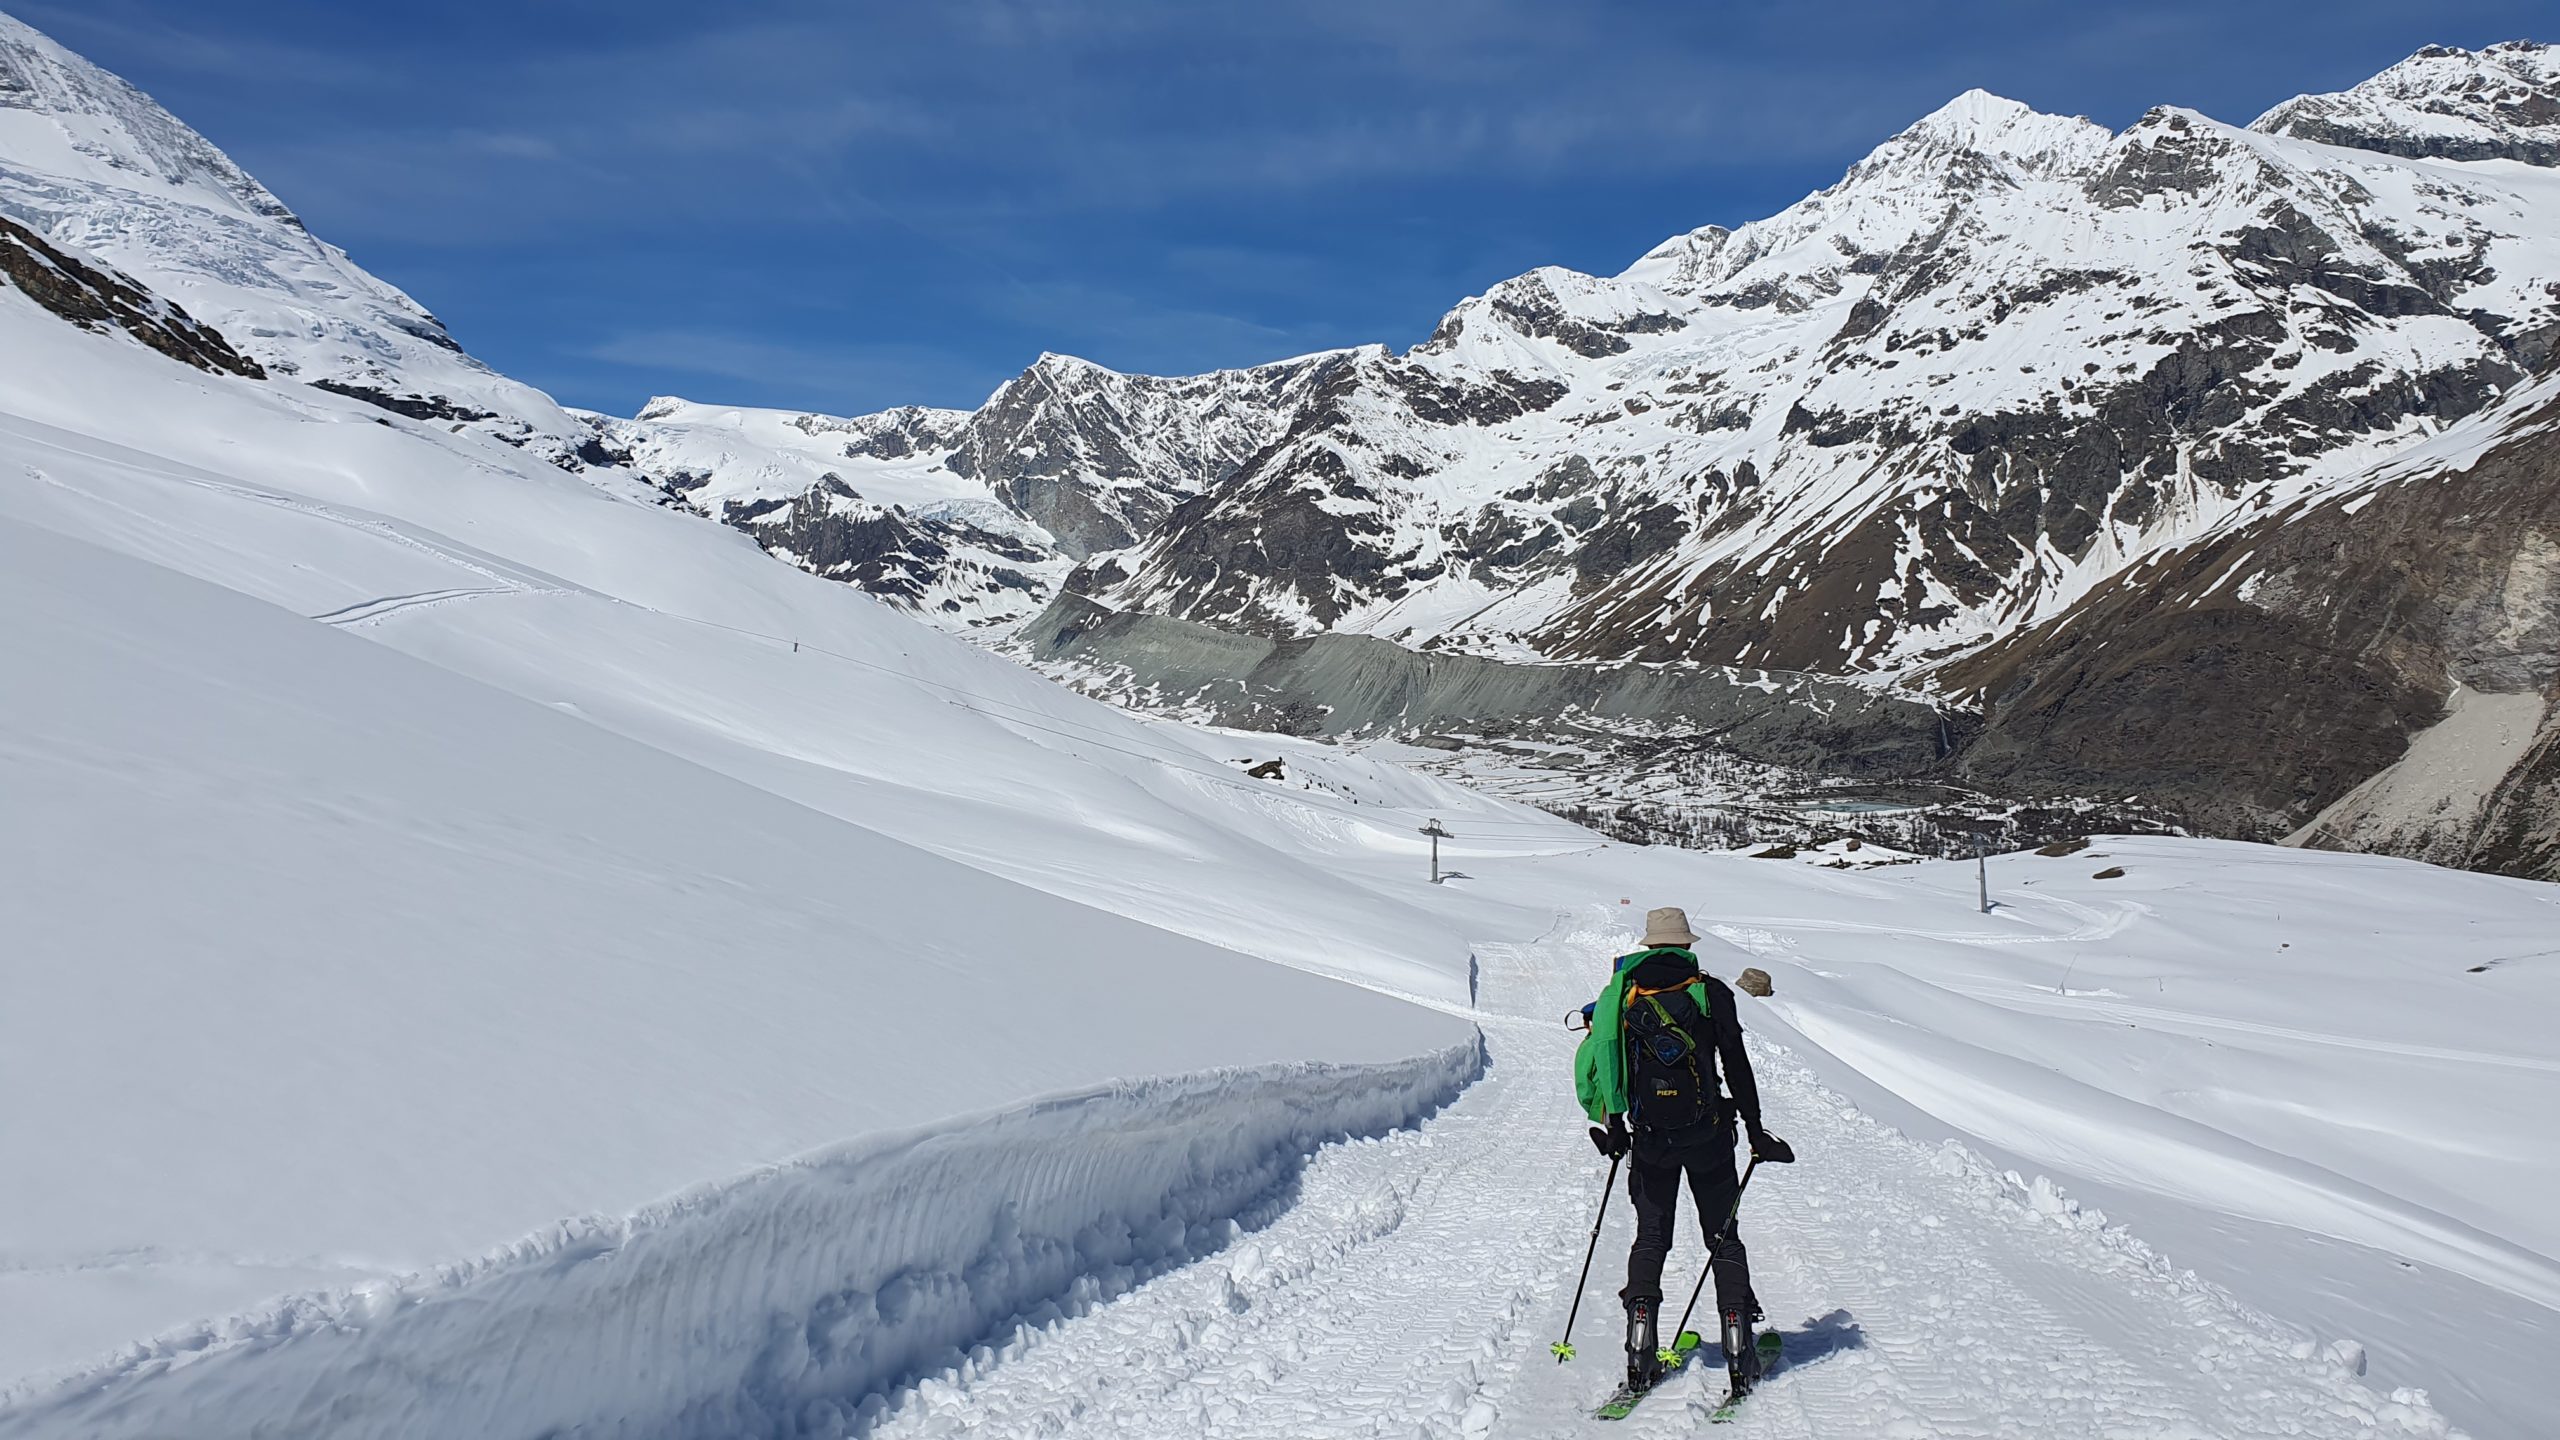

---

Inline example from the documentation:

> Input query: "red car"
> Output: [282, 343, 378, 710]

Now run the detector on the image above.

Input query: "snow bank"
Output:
[4, 1049, 1478, 1440]
[0, 400, 1484, 1403]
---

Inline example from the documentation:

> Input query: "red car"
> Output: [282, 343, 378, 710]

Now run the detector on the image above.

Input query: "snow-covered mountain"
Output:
[599, 42, 2560, 875]
[627, 45, 2558, 682]
[11, 3, 2546, 878]
[2255, 39, 2560, 165]
[1085, 72, 2555, 675]
[0, 10, 621, 469]
[578, 349, 1364, 627]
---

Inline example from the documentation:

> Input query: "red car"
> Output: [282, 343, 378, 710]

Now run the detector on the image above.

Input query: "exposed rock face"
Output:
[1938, 379, 2560, 878]
[947, 351, 1363, 558]
[0, 215, 261, 376]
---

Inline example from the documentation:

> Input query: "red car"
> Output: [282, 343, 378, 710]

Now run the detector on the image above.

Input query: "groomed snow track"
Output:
[0, 913, 2471, 1439]
[852, 912, 2465, 1440]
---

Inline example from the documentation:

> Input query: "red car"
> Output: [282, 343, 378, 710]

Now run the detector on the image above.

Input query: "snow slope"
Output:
[0, 253, 1563, 1433]
[1, 172, 2550, 1440]
[0, 509, 1478, 1427]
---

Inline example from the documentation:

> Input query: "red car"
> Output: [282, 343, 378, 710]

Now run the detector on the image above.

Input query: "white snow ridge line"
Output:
[0, 1045, 1482, 1440]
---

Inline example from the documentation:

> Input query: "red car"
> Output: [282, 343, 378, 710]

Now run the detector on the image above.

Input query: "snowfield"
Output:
[1, 12, 2555, 1438]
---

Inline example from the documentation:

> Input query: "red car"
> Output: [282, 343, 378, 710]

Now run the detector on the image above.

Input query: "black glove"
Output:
[1747, 1124, 1795, 1165]
[1590, 1114, 1630, 1159]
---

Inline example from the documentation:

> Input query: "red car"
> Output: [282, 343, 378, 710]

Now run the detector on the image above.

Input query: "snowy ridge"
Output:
[582, 397, 1067, 627]
[2254, 41, 2560, 165]
[584, 347, 1374, 628]
[3, 1050, 1478, 1440]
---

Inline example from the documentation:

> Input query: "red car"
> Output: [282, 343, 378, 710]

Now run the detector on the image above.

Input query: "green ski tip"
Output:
[1653, 1330, 1704, 1366]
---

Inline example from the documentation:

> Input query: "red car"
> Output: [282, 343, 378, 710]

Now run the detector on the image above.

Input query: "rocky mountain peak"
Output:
[2251, 39, 2560, 165]
[1877, 87, 2112, 174]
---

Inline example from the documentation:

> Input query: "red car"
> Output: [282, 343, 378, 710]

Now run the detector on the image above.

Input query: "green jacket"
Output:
[1573, 946, 1712, 1125]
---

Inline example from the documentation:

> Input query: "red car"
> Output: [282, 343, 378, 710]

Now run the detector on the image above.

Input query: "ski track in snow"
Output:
[1943, 986, 2560, 1075]
[309, 586, 518, 626]
[857, 910, 2461, 1440]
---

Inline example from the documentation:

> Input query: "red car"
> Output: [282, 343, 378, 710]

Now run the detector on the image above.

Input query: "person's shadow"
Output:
[1768, 1308, 1865, 1371]
[1673, 1308, 1865, 1382]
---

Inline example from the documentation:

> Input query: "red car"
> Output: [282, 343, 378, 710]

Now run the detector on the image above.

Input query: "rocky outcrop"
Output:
[729, 478, 1048, 618]
[0, 215, 262, 376]
[946, 351, 1362, 558]
[309, 378, 492, 422]
[1937, 380, 2560, 878]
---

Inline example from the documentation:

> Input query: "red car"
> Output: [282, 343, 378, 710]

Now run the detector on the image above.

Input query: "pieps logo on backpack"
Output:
[1622, 980, 1721, 1132]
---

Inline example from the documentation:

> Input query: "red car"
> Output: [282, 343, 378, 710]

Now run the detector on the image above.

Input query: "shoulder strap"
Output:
[1625, 980, 1711, 1039]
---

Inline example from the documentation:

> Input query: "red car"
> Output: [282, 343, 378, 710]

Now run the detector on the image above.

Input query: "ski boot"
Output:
[1721, 1307, 1762, 1399]
[1625, 1297, 1666, 1391]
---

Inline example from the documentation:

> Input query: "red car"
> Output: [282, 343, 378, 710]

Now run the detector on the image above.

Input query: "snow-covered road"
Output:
[860, 910, 2460, 1440]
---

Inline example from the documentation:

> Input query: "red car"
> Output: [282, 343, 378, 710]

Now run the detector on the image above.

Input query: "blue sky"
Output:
[21, 1, 2552, 416]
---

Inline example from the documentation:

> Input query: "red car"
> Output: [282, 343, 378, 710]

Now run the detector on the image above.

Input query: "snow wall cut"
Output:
[4, 1044, 1481, 1440]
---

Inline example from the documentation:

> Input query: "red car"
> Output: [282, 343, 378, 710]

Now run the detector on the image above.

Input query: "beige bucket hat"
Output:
[1641, 906, 1699, 948]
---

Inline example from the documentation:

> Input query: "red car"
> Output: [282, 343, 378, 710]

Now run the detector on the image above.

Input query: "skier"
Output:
[1575, 906, 1795, 1399]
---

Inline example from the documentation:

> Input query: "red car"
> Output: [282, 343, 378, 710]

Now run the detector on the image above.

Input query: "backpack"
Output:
[1621, 978, 1721, 1133]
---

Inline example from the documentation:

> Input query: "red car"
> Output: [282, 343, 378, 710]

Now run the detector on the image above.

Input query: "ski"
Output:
[1707, 1332, 1786, 1424]
[1591, 1330, 1702, 1420]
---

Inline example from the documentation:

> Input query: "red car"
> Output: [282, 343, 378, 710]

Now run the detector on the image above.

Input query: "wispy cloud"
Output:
[29, 0, 2550, 416]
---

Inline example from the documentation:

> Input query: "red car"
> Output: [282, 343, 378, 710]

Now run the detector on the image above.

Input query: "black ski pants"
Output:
[1620, 1122, 1752, 1317]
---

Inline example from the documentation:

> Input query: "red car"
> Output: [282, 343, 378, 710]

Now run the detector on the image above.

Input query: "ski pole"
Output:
[1666, 1154, 1760, 1352]
[1550, 1150, 1622, 1362]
